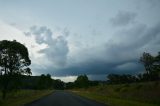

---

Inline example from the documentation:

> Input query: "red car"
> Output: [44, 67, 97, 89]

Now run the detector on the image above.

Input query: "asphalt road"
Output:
[25, 91, 106, 106]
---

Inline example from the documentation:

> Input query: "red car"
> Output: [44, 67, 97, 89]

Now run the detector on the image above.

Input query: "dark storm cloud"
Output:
[24, 21, 160, 78]
[35, 22, 160, 77]
[36, 57, 143, 77]
[24, 26, 69, 66]
[112, 23, 160, 51]
[110, 11, 137, 27]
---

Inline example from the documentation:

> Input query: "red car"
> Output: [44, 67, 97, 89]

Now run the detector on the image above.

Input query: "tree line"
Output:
[107, 52, 160, 84]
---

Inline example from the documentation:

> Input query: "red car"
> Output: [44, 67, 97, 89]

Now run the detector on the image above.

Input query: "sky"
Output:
[0, 0, 160, 82]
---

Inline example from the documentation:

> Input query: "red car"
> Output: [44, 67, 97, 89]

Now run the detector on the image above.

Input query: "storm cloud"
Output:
[28, 22, 160, 78]
[1, 0, 160, 81]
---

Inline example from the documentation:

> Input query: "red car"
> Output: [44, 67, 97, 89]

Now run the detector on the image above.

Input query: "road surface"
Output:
[25, 91, 106, 106]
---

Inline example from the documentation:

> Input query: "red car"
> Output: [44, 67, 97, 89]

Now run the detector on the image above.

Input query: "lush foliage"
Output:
[0, 40, 31, 99]
[0, 90, 53, 106]
[74, 75, 89, 88]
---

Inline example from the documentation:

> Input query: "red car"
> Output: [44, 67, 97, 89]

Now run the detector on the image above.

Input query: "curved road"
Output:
[25, 91, 106, 106]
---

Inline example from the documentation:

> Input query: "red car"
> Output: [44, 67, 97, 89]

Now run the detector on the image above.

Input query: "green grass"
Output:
[76, 91, 159, 106]
[72, 81, 160, 106]
[0, 90, 53, 106]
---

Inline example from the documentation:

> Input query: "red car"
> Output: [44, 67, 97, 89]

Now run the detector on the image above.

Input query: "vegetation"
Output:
[0, 40, 31, 99]
[0, 90, 53, 106]
[65, 75, 101, 89]
[71, 52, 160, 106]
[37, 74, 53, 89]
[73, 81, 160, 106]
[74, 74, 89, 88]
[139, 52, 160, 81]
[107, 74, 137, 84]
[107, 52, 160, 84]
[0, 40, 54, 105]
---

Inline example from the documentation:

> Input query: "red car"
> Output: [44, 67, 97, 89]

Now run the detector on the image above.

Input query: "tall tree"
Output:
[140, 52, 154, 74]
[154, 52, 160, 71]
[0, 40, 31, 99]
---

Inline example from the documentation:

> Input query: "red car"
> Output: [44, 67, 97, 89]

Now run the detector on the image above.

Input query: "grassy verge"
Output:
[75, 91, 158, 106]
[72, 81, 160, 106]
[0, 90, 53, 106]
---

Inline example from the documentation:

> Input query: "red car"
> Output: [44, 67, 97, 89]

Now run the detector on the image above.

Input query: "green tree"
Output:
[75, 75, 89, 88]
[140, 52, 154, 74]
[154, 52, 160, 71]
[53, 79, 64, 90]
[107, 74, 137, 84]
[38, 74, 53, 89]
[0, 40, 31, 99]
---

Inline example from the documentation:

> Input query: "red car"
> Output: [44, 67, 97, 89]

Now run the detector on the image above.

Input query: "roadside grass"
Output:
[73, 81, 160, 106]
[0, 90, 53, 106]
[76, 91, 159, 106]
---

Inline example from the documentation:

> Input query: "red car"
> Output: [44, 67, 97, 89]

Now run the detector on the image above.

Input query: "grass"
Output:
[72, 81, 160, 106]
[0, 89, 53, 106]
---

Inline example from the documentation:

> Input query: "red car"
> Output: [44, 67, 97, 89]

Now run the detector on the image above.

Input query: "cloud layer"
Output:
[110, 11, 137, 27]
[25, 26, 69, 67]
[1, 0, 160, 81]
[24, 21, 160, 78]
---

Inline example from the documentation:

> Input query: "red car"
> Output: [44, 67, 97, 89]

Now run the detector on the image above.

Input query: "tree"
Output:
[140, 52, 154, 74]
[37, 74, 53, 89]
[74, 75, 89, 88]
[107, 74, 137, 84]
[153, 52, 160, 71]
[53, 79, 64, 90]
[139, 52, 160, 81]
[0, 40, 31, 99]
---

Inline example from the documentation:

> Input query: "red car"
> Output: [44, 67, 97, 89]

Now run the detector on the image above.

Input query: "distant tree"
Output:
[0, 40, 31, 99]
[107, 74, 137, 84]
[107, 74, 120, 84]
[53, 79, 64, 90]
[74, 75, 89, 88]
[140, 52, 154, 74]
[153, 52, 160, 71]
[139, 52, 160, 81]
[151, 52, 160, 80]
[38, 74, 53, 89]
[66, 82, 75, 89]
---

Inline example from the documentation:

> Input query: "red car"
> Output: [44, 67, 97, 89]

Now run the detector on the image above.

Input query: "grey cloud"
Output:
[29, 26, 53, 44]
[26, 22, 160, 80]
[111, 23, 160, 52]
[35, 57, 143, 77]
[110, 11, 137, 27]
[39, 36, 69, 66]
[55, 22, 160, 76]
[145, 0, 160, 7]
[63, 27, 70, 37]
[25, 26, 69, 67]
[24, 32, 31, 36]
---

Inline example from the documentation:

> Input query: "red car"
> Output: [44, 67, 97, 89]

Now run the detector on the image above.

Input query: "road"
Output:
[25, 91, 107, 106]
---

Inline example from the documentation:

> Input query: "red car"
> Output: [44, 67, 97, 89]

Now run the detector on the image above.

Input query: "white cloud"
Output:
[53, 76, 77, 82]
[25, 26, 69, 67]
